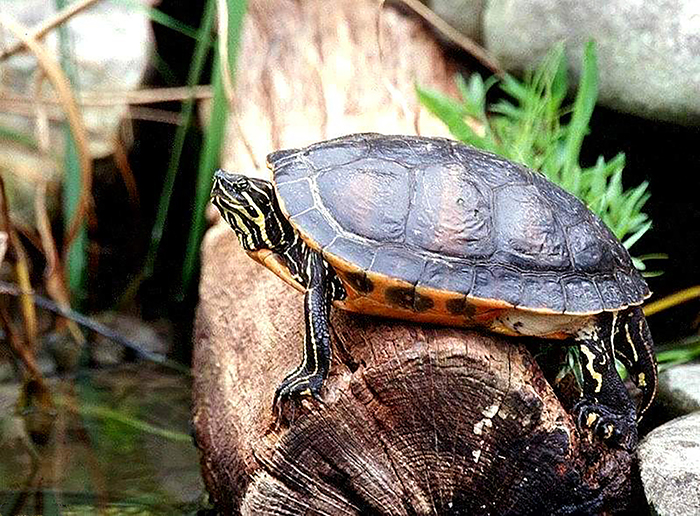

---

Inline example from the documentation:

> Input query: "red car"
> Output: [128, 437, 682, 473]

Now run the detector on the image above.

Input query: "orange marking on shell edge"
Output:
[248, 247, 579, 340]
[249, 249, 305, 294]
[325, 252, 511, 327]
[322, 250, 637, 317]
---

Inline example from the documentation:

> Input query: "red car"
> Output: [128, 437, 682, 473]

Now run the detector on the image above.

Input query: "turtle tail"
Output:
[613, 306, 658, 420]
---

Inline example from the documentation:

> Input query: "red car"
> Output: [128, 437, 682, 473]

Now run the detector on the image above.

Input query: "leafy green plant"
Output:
[416, 41, 653, 270]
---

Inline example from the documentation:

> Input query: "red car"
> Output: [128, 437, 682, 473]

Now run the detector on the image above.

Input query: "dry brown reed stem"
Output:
[0, 307, 42, 379]
[0, 85, 213, 107]
[0, 175, 38, 350]
[0, 14, 93, 265]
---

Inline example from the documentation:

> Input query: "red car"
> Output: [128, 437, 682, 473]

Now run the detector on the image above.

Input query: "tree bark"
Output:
[192, 1, 633, 514]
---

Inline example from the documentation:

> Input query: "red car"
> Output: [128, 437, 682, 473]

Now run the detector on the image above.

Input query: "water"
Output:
[0, 364, 206, 515]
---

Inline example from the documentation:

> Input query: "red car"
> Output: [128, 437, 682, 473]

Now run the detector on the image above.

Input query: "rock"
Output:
[0, 0, 153, 227]
[657, 364, 700, 417]
[638, 412, 700, 515]
[482, 0, 700, 124]
[427, 0, 485, 41]
[0, 0, 153, 157]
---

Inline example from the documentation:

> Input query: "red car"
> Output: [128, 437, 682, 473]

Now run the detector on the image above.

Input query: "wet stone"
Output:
[639, 413, 700, 516]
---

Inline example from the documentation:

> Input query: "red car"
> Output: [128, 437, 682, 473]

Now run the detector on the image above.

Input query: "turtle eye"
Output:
[214, 170, 249, 192]
[230, 175, 251, 192]
[212, 170, 253, 205]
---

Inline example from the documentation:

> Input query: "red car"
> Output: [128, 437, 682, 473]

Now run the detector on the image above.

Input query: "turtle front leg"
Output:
[273, 251, 332, 414]
[573, 312, 638, 450]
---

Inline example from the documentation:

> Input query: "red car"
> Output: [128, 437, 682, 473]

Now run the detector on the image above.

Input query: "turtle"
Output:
[210, 133, 657, 449]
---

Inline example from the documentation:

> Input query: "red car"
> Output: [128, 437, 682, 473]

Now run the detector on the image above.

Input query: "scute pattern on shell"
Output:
[270, 133, 649, 314]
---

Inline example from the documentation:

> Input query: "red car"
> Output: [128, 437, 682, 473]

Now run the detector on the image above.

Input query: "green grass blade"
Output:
[178, 56, 226, 300]
[63, 133, 87, 305]
[180, 0, 247, 299]
[115, 0, 209, 42]
[143, 0, 217, 280]
[77, 403, 192, 442]
[56, 0, 87, 307]
[561, 40, 598, 172]
[622, 220, 652, 249]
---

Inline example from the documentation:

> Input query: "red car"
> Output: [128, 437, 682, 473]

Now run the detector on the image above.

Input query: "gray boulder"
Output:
[0, 0, 153, 228]
[428, 0, 485, 41]
[638, 412, 700, 515]
[483, 0, 700, 124]
[657, 364, 700, 416]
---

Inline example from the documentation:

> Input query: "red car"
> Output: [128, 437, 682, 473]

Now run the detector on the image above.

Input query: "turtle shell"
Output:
[268, 133, 649, 316]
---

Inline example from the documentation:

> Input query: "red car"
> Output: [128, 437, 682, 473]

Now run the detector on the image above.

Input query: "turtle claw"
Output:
[574, 399, 638, 451]
[272, 373, 325, 421]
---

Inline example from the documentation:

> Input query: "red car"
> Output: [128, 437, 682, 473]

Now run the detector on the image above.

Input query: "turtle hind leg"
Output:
[612, 306, 658, 420]
[273, 251, 333, 416]
[573, 312, 638, 450]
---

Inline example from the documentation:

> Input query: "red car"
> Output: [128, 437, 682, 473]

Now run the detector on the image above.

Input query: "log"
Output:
[193, 1, 634, 513]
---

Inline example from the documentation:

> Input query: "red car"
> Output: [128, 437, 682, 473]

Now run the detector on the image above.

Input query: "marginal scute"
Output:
[418, 259, 474, 295]
[471, 266, 522, 307]
[368, 245, 424, 285]
[291, 208, 336, 248]
[323, 237, 375, 270]
[563, 277, 603, 314]
[384, 285, 416, 310]
[413, 291, 435, 312]
[596, 275, 625, 310]
[342, 270, 374, 294]
[445, 295, 477, 317]
[615, 270, 643, 305]
[520, 275, 566, 313]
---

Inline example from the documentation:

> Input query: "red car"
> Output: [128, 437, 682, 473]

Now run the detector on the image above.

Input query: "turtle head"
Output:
[211, 170, 294, 252]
